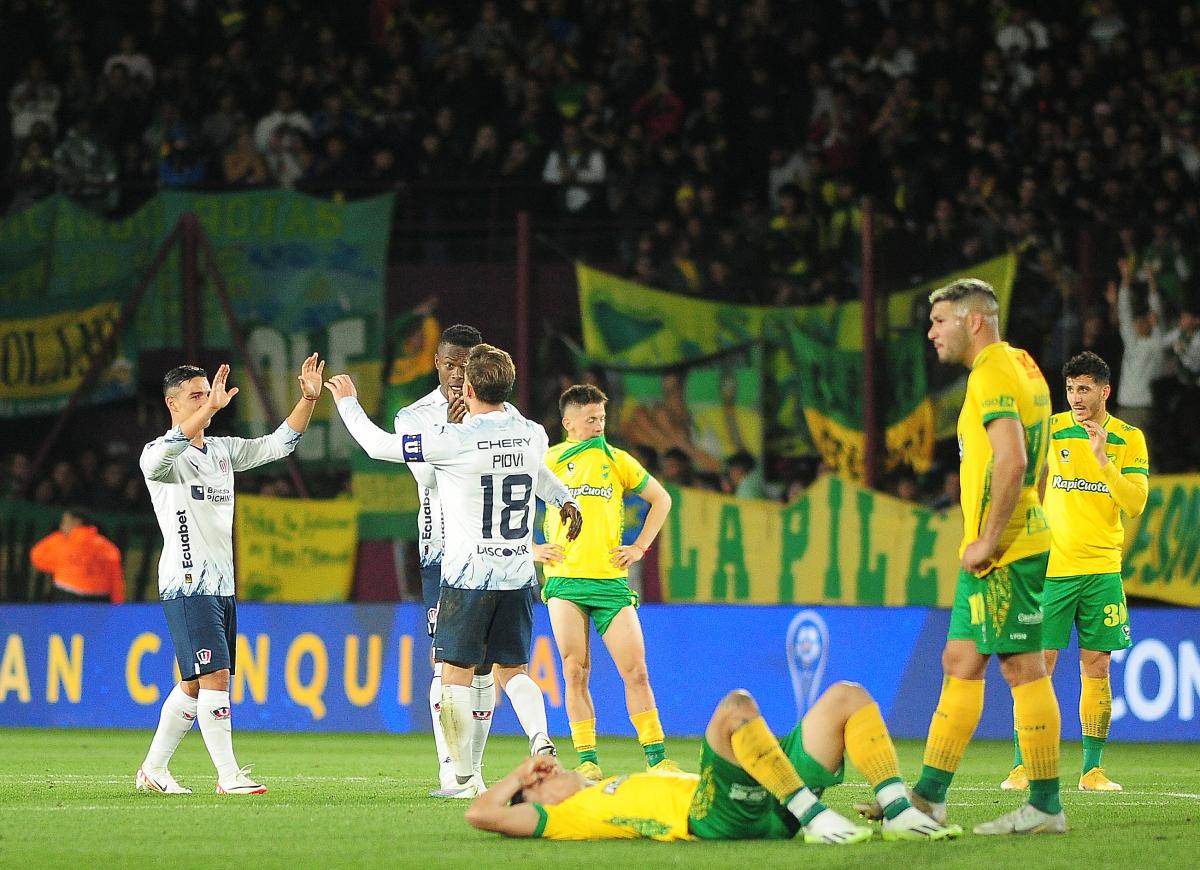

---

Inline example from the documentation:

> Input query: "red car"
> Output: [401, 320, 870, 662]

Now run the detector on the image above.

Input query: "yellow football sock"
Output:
[730, 715, 803, 802]
[1012, 676, 1061, 781]
[1080, 675, 1112, 741]
[570, 718, 597, 754]
[922, 676, 985, 773]
[844, 702, 902, 787]
[630, 708, 665, 747]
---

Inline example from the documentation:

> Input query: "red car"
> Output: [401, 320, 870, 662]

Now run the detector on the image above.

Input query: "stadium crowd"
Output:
[3, 0, 1200, 508]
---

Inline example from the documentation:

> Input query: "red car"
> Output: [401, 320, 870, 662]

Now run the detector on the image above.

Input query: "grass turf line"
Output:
[0, 729, 1195, 869]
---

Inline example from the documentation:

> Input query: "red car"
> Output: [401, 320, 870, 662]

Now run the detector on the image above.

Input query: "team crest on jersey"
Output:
[402, 434, 424, 461]
[196, 649, 212, 664]
[219, 458, 228, 473]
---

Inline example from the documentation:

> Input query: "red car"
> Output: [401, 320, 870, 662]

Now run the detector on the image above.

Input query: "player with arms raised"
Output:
[327, 344, 581, 796]
[539, 384, 676, 779]
[1001, 351, 1147, 792]
[135, 355, 323, 796]
[880, 278, 1066, 834]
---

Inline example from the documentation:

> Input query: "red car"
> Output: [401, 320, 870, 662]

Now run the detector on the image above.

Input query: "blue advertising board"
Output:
[1, 604, 1196, 741]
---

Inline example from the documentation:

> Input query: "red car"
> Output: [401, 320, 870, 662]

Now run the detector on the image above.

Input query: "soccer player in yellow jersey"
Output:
[1001, 351, 1147, 793]
[910, 278, 1065, 835]
[465, 681, 960, 843]
[538, 385, 675, 779]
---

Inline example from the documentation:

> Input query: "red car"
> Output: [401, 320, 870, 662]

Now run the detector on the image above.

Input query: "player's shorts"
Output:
[542, 576, 639, 636]
[1042, 572, 1132, 651]
[687, 722, 844, 841]
[161, 593, 237, 678]
[433, 585, 533, 666]
[420, 562, 442, 638]
[948, 551, 1048, 655]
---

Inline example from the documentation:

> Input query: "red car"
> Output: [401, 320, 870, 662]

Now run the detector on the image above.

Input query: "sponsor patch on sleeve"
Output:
[402, 433, 424, 462]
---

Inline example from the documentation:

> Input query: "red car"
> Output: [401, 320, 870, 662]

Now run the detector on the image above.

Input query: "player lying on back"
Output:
[325, 344, 582, 796]
[465, 681, 961, 844]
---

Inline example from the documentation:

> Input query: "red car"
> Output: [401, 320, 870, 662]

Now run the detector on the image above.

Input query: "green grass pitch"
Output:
[0, 730, 1196, 869]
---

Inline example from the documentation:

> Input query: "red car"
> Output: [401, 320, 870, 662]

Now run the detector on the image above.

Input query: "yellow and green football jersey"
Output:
[1044, 411, 1149, 576]
[957, 341, 1052, 568]
[543, 436, 650, 581]
[534, 771, 700, 840]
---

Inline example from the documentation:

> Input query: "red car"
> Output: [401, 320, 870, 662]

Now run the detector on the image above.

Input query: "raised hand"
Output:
[1080, 419, 1109, 465]
[297, 353, 325, 399]
[206, 363, 239, 411]
[324, 373, 358, 401]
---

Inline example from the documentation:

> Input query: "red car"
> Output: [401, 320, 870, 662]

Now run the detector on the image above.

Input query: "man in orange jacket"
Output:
[30, 507, 125, 602]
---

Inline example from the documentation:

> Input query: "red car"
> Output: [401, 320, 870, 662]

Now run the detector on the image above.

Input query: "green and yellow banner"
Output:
[658, 474, 1200, 608]
[1123, 475, 1200, 607]
[0, 192, 393, 461]
[0, 288, 136, 417]
[659, 477, 963, 605]
[577, 254, 1018, 478]
[234, 495, 359, 602]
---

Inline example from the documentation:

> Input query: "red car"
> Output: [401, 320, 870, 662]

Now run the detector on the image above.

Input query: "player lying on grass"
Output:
[465, 681, 961, 844]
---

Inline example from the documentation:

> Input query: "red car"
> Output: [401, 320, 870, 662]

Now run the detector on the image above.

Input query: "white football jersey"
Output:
[395, 388, 573, 569]
[394, 387, 448, 568]
[338, 397, 571, 591]
[140, 422, 303, 599]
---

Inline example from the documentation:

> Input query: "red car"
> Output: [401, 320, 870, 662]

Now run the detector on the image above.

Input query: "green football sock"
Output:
[914, 765, 953, 804]
[1082, 736, 1105, 774]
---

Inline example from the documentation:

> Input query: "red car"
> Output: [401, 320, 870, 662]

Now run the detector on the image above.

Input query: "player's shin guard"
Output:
[630, 708, 666, 766]
[196, 688, 239, 782]
[430, 663, 451, 773]
[571, 718, 599, 765]
[144, 683, 197, 770]
[1080, 674, 1112, 774]
[470, 672, 495, 775]
[503, 674, 548, 739]
[439, 683, 474, 783]
[844, 702, 910, 820]
[1013, 676, 1062, 814]
[916, 677, 985, 803]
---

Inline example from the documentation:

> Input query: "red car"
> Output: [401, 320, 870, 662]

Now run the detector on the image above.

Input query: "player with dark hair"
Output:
[538, 384, 676, 780]
[135, 355, 323, 795]
[1001, 351, 1147, 793]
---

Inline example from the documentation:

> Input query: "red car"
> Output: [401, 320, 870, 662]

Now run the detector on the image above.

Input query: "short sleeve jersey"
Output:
[957, 341, 1051, 567]
[140, 422, 302, 598]
[339, 397, 558, 591]
[542, 437, 650, 581]
[1044, 411, 1149, 576]
[534, 772, 699, 841]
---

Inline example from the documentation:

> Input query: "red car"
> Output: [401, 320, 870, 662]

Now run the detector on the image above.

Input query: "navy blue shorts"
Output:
[421, 563, 442, 637]
[162, 594, 236, 678]
[433, 586, 533, 667]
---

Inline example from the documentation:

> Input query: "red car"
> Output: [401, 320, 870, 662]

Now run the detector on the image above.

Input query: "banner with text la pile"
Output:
[657, 474, 1200, 608]
[0, 191, 393, 462]
[576, 254, 1016, 479]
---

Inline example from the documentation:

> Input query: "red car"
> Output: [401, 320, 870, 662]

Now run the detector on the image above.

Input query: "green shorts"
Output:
[542, 576, 639, 636]
[1042, 573, 1132, 652]
[948, 551, 1049, 655]
[687, 723, 844, 841]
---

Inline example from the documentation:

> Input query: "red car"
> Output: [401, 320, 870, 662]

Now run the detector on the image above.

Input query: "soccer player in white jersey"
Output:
[135, 355, 324, 796]
[395, 323, 482, 794]
[327, 344, 582, 797]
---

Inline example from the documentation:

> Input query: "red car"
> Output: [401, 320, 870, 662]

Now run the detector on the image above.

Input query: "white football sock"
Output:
[196, 688, 240, 782]
[439, 683, 474, 782]
[143, 683, 197, 770]
[503, 673, 547, 739]
[470, 672, 496, 775]
[429, 663, 451, 774]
